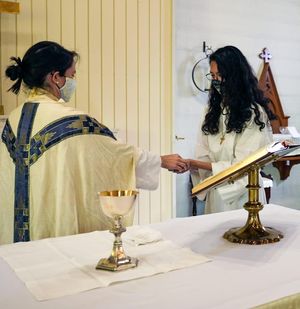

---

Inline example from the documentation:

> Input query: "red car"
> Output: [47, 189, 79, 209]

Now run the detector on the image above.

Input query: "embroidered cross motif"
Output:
[2, 102, 116, 242]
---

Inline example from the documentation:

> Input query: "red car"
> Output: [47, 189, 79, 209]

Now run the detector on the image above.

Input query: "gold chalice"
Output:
[96, 190, 138, 271]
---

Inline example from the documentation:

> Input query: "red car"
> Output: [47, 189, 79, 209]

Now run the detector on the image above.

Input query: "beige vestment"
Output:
[0, 92, 160, 244]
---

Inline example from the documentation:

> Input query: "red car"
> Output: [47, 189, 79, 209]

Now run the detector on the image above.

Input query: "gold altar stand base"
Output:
[223, 165, 283, 245]
[192, 143, 300, 245]
[223, 206, 283, 244]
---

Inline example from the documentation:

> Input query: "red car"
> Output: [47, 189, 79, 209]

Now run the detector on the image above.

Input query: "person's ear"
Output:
[50, 71, 62, 87]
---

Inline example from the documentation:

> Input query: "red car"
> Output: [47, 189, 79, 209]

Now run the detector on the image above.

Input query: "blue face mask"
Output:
[59, 77, 76, 102]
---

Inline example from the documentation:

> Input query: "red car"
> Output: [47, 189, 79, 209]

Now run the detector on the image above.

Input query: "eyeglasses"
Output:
[64, 74, 76, 80]
[205, 73, 222, 81]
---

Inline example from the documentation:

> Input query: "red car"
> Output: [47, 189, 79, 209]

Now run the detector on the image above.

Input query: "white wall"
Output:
[174, 0, 300, 216]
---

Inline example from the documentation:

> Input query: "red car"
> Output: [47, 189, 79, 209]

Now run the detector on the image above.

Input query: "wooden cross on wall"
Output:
[258, 47, 300, 181]
[258, 47, 289, 133]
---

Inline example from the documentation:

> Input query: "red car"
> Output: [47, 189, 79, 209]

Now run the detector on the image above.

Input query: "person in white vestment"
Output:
[0, 41, 189, 244]
[189, 46, 275, 214]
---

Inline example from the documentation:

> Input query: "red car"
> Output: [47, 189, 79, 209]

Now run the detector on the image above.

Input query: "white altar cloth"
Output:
[1, 204, 300, 308]
[0, 227, 209, 300]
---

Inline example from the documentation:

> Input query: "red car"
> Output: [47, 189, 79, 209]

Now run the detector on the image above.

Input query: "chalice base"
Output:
[223, 226, 283, 245]
[96, 256, 138, 271]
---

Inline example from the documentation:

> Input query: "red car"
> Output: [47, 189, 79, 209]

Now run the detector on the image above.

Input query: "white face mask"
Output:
[59, 77, 76, 102]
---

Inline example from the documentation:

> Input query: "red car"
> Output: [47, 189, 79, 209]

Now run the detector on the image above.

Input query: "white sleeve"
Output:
[191, 109, 212, 201]
[135, 148, 161, 190]
[194, 109, 213, 181]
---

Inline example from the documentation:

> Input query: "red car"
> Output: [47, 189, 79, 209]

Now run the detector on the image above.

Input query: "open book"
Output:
[192, 141, 300, 196]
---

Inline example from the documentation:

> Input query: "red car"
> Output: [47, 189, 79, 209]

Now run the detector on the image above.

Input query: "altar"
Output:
[1, 204, 300, 309]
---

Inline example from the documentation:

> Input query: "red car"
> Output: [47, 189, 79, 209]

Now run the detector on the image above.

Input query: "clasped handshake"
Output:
[161, 154, 193, 174]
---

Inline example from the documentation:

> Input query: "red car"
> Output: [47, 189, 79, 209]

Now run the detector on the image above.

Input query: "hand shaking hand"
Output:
[161, 154, 190, 174]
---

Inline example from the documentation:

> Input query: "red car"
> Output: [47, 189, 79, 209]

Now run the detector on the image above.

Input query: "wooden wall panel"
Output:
[16, 0, 31, 107]
[88, 0, 102, 121]
[114, 0, 127, 143]
[75, 0, 89, 112]
[32, 0, 47, 44]
[61, 0, 76, 108]
[46, 0, 60, 42]
[126, 0, 140, 223]
[160, 0, 173, 220]
[137, 0, 150, 224]
[101, 0, 115, 129]
[0, 0, 173, 224]
[126, 0, 138, 147]
[61, 0, 75, 50]
[149, 0, 161, 223]
[0, 4, 17, 114]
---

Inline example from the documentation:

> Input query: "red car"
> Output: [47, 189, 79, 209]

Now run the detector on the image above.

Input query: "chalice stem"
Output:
[108, 216, 130, 264]
[110, 233, 127, 262]
[96, 190, 139, 271]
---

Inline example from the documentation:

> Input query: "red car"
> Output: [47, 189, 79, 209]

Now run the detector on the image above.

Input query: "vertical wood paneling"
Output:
[160, 0, 173, 220]
[101, 0, 115, 128]
[114, 0, 127, 143]
[61, 0, 75, 50]
[46, 0, 61, 42]
[16, 0, 32, 106]
[88, 0, 102, 120]
[137, 0, 150, 224]
[126, 0, 138, 146]
[149, 0, 161, 223]
[75, 0, 89, 112]
[0, 0, 173, 224]
[0, 7, 17, 114]
[61, 0, 76, 108]
[126, 0, 140, 223]
[32, 0, 47, 44]
[16, 0, 31, 54]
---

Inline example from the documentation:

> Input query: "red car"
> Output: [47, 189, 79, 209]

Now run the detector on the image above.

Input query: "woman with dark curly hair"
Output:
[189, 46, 274, 214]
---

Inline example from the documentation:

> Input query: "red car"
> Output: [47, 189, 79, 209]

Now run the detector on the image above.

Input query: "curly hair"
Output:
[202, 46, 275, 135]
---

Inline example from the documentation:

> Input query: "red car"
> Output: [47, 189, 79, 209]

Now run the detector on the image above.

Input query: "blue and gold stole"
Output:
[1, 102, 115, 242]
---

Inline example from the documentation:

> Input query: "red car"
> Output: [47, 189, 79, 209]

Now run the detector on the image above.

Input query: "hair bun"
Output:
[6, 57, 23, 81]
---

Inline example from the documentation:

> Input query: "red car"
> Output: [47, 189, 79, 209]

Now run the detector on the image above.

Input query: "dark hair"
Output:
[202, 45, 275, 135]
[5, 41, 78, 94]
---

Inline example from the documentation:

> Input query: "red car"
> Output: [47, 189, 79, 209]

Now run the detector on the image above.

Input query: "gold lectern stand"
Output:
[192, 142, 300, 245]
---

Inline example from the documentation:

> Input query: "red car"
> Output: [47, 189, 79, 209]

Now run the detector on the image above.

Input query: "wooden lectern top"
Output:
[192, 142, 300, 196]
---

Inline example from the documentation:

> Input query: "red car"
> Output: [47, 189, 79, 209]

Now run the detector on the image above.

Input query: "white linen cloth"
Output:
[123, 225, 163, 245]
[1, 205, 300, 309]
[0, 226, 210, 301]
